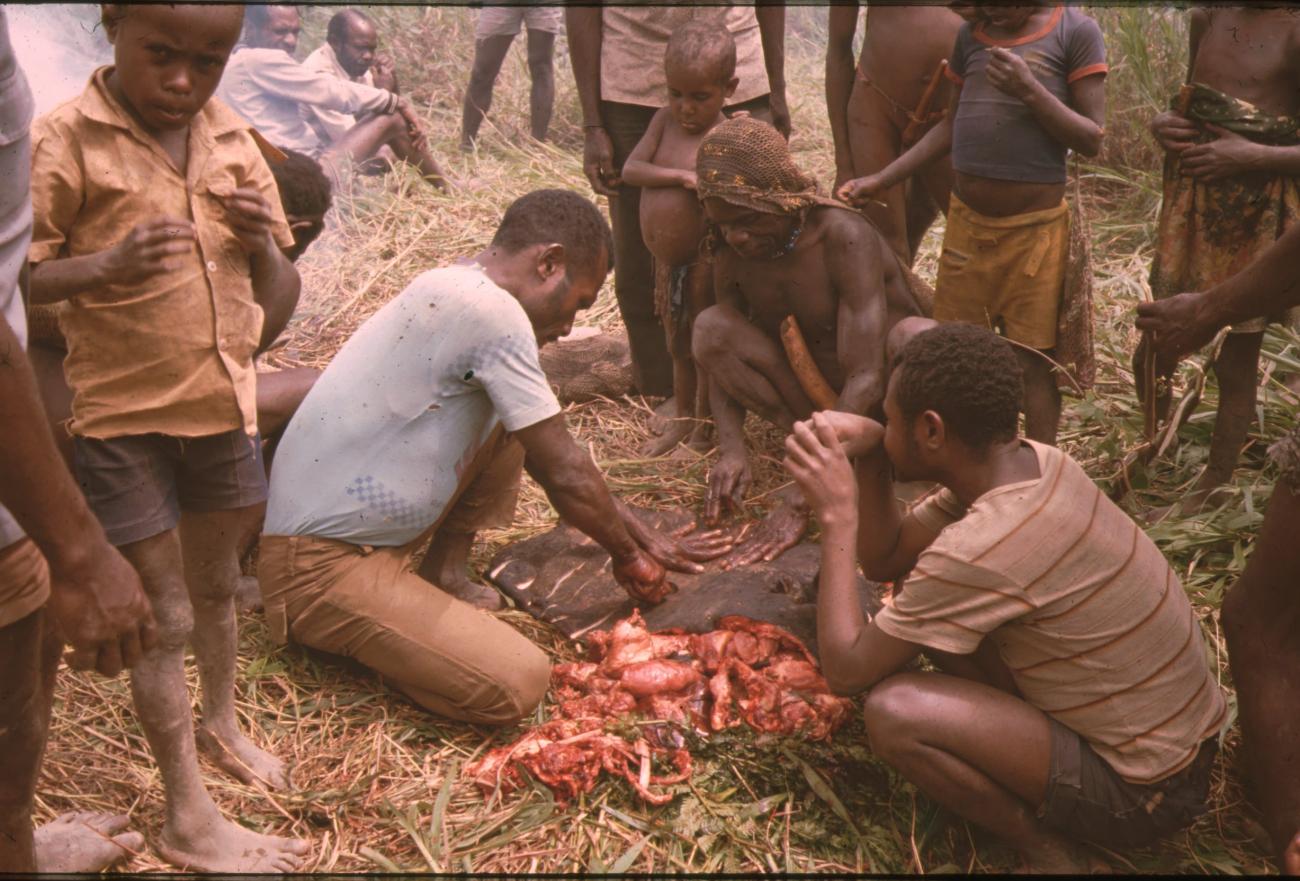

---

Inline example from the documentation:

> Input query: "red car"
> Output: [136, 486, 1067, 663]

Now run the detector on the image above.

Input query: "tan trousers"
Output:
[258, 432, 550, 724]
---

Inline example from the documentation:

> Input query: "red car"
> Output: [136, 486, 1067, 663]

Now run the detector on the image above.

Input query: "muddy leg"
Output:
[121, 529, 309, 872]
[524, 29, 555, 141]
[461, 33, 514, 149]
[0, 606, 56, 872]
[1188, 331, 1262, 511]
[181, 506, 287, 791]
[1221, 480, 1300, 874]
[846, 77, 910, 264]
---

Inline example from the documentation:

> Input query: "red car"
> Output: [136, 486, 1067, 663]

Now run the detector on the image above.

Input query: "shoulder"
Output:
[1062, 7, 1105, 43]
[816, 206, 885, 259]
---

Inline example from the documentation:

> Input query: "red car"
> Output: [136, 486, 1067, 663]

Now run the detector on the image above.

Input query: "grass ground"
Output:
[37, 5, 1291, 873]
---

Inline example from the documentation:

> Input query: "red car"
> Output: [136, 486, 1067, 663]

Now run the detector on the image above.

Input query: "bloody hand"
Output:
[705, 451, 751, 527]
[613, 550, 677, 605]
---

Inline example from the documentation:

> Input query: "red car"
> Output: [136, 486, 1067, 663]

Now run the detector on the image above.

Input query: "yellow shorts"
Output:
[0, 538, 50, 629]
[934, 195, 1069, 350]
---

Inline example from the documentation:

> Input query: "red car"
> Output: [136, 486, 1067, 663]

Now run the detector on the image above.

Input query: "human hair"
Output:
[664, 20, 737, 85]
[892, 323, 1023, 451]
[243, 4, 292, 38]
[491, 190, 614, 278]
[327, 8, 374, 45]
[271, 149, 332, 219]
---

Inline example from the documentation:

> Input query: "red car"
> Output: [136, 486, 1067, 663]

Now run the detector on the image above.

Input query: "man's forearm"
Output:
[250, 243, 300, 351]
[710, 379, 747, 458]
[1209, 222, 1300, 326]
[878, 117, 952, 188]
[756, 5, 787, 98]
[0, 317, 107, 570]
[566, 6, 604, 127]
[835, 369, 884, 419]
[853, 450, 906, 581]
[816, 518, 873, 693]
[29, 255, 109, 305]
[532, 446, 640, 564]
[1022, 82, 1102, 157]
[1247, 143, 1300, 176]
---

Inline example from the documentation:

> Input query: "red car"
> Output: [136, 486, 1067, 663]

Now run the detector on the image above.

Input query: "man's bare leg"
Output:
[846, 78, 911, 264]
[693, 305, 814, 431]
[864, 671, 1093, 873]
[1016, 347, 1061, 446]
[461, 33, 515, 150]
[0, 606, 144, 873]
[1221, 479, 1300, 874]
[1187, 331, 1262, 512]
[181, 506, 287, 791]
[524, 29, 555, 141]
[122, 529, 308, 872]
[323, 114, 447, 191]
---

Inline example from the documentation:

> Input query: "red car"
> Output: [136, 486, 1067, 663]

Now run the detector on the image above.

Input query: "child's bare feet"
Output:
[157, 812, 310, 873]
[196, 724, 289, 791]
[34, 812, 143, 872]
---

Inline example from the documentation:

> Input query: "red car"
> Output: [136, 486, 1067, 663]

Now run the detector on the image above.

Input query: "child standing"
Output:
[1140, 7, 1300, 514]
[27, 4, 308, 872]
[839, 2, 1107, 445]
[621, 22, 738, 455]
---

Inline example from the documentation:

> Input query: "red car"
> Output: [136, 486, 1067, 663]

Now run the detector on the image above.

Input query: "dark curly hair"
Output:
[327, 8, 374, 46]
[665, 21, 737, 85]
[491, 189, 614, 279]
[893, 323, 1023, 450]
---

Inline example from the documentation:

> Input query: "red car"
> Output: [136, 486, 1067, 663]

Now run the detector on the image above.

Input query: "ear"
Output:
[724, 76, 739, 99]
[920, 410, 945, 450]
[536, 243, 566, 282]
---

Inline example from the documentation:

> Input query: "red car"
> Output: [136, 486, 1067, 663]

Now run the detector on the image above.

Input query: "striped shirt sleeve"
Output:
[875, 552, 1029, 655]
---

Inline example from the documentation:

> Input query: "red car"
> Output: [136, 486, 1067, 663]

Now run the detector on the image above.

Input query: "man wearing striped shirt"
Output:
[782, 323, 1226, 873]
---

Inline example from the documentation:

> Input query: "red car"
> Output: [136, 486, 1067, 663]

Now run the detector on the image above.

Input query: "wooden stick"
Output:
[779, 315, 838, 411]
[902, 60, 948, 147]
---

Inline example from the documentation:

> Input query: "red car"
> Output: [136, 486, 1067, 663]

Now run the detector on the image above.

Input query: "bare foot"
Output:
[235, 573, 263, 614]
[647, 396, 677, 435]
[157, 815, 310, 873]
[196, 724, 290, 790]
[1284, 831, 1300, 875]
[1016, 837, 1108, 874]
[34, 812, 143, 872]
[639, 418, 695, 457]
[438, 574, 505, 611]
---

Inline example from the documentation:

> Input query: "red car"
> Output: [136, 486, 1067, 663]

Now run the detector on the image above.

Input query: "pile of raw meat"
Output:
[465, 612, 854, 805]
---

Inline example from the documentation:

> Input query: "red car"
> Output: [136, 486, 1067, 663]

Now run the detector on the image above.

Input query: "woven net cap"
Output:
[696, 116, 840, 216]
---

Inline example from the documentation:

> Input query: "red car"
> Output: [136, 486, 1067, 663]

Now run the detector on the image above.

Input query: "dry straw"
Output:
[38, 5, 1285, 873]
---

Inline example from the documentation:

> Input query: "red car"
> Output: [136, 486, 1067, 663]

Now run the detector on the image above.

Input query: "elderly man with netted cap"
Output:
[690, 117, 930, 565]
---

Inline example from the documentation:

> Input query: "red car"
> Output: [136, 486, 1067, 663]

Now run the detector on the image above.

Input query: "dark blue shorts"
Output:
[73, 429, 267, 547]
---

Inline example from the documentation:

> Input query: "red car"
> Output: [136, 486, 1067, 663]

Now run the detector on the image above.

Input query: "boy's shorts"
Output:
[0, 538, 50, 629]
[475, 6, 563, 39]
[73, 429, 267, 547]
[934, 194, 1070, 350]
[1038, 718, 1218, 849]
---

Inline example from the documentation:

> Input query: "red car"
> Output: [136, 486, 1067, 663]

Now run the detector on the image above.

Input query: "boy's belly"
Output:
[954, 172, 1065, 218]
[640, 187, 707, 267]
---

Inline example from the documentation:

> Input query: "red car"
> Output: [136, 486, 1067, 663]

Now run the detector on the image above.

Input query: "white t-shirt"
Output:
[264, 263, 561, 546]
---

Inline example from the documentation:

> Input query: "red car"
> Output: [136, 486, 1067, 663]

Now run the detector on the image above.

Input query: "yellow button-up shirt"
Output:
[29, 67, 293, 440]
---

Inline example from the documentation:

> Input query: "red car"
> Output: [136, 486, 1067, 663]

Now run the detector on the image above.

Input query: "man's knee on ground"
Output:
[415, 642, 550, 726]
[862, 673, 931, 761]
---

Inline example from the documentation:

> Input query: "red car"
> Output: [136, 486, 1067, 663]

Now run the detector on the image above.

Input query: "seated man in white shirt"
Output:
[258, 190, 731, 724]
[219, 5, 448, 189]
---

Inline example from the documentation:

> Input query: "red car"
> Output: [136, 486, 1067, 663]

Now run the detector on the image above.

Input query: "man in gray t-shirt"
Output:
[260, 189, 729, 725]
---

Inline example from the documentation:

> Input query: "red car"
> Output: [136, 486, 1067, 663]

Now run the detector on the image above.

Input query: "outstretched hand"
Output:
[715, 501, 809, 570]
[619, 505, 735, 573]
[836, 174, 886, 208]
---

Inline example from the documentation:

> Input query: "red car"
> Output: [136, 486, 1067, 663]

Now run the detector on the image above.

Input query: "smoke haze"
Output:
[8, 4, 111, 118]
